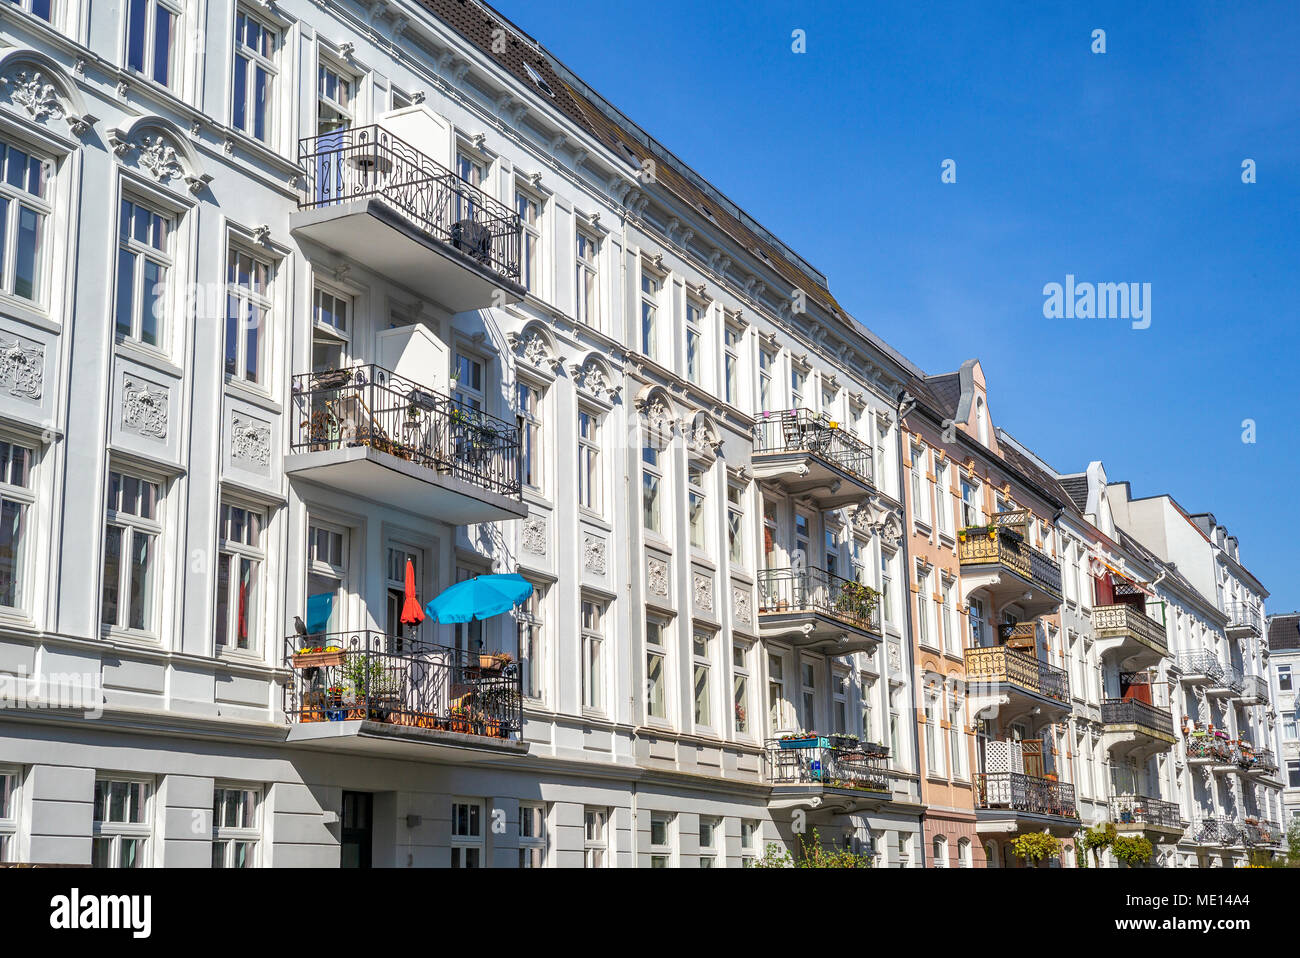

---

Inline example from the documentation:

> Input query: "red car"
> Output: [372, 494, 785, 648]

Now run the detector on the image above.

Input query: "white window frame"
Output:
[646, 618, 668, 723]
[740, 819, 758, 867]
[215, 500, 264, 654]
[92, 776, 153, 868]
[698, 816, 720, 868]
[732, 639, 752, 738]
[516, 583, 544, 702]
[767, 652, 787, 733]
[641, 438, 663, 535]
[685, 297, 704, 386]
[306, 520, 348, 638]
[910, 443, 930, 525]
[0, 768, 19, 863]
[639, 265, 661, 359]
[316, 56, 354, 136]
[115, 194, 173, 349]
[687, 460, 708, 551]
[453, 350, 486, 410]
[9, 0, 54, 22]
[516, 378, 544, 493]
[649, 811, 675, 868]
[577, 406, 601, 515]
[575, 228, 599, 327]
[311, 281, 350, 372]
[583, 806, 608, 868]
[100, 469, 163, 637]
[124, 0, 181, 88]
[692, 630, 714, 731]
[515, 184, 543, 295]
[723, 322, 741, 406]
[212, 785, 261, 868]
[758, 347, 775, 410]
[450, 799, 484, 868]
[518, 802, 547, 868]
[0, 136, 51, 306]
[935, 459, 951, 535]
[0, 439, 35, 614]
[225, 243, 273, 386]
[726, 482, 745, 567]
[799, 657, 817, 732]
[581, 597, 605, 714]
[232, 6, 278, 145]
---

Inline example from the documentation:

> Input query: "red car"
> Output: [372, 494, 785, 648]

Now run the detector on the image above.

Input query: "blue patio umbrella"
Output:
[424, 573, 534, 624]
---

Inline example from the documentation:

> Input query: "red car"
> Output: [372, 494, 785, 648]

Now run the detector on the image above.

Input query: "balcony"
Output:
[292, 126, 524, 311]
[1185, 727, 1236, 769]
[974, 772, 1079, 834]
[1112, 795, 1185, 842]
[1175, 650, 1223, 686]
[963, 645, 1071, 722]
[1247, 747, 1278, 776]
[287, 364, 526, 524]
[1239, 673, 1270, 705]
[1207, 664, 1245, 698]
[1101, 698, 1177, 759]
[763, 736, 893, 812]
[757, 566, 882, 654]
[1240, 819, 1285, 848]
[1190, 817, 1240, 847]
[283, 631, 527, 759]
[1092, 604, 1168, 671]
[750, 409, 875, 509]
[1225, 602, 1263, 638]
[958, 511, 1062, 618]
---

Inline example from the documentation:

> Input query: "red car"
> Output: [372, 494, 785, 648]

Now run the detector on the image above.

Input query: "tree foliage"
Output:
[1010, 830, 1061, 866]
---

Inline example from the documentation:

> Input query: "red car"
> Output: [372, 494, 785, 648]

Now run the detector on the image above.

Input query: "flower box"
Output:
[779, 736, 830, 750]
[293, 650, 346, 669]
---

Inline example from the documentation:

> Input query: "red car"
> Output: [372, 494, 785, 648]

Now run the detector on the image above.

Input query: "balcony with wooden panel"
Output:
[957, 511, 1062, 619]
[963, 644, 1071, 724]
[974, 740, 1078, 837]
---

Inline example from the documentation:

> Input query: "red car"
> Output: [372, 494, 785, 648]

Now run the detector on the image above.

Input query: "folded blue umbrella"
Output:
[425, 573, 534, 624]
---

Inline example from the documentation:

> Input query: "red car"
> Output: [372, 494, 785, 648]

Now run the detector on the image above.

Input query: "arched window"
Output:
[984, 841, 999, 868]
[975, 396, 989, 445]
[957, 837, 972, 868]
[932, 835, 948, 868]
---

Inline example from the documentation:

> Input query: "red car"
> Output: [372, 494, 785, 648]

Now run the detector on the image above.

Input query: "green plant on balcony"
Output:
[1079, 822, 1117, 868]
[1010, 831, 1061, 867]
[342, 656, 400, 701]
[749, 829, 873, 868]
[834, 580, 879, 621]
[957, 523, 997, 542]
[1111, 835, 1154, 868]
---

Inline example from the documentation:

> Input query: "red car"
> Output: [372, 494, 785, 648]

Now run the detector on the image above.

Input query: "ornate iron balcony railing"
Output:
[752, 409, 875, 486]
[964, 645, 1070, 705]
[290, 363, 522, 498]
[297, 125, 522, 281]
[1092, 603, 1168, 656]
[1101, 697, 1175, 738]
[1225, 602, 1263, 634]
[957, 510, 1062, 597]
[1112, 795, 1183, 831]
[1191, 816, 1239, 845]
[1175, 650, 1224, 682]
[757, 566, 882, 636]
[763, 737, 891, 792]
[975, 771, 1077, 819]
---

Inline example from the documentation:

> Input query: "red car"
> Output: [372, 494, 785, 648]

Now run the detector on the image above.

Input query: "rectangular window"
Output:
[306, 522, 346, 637]
[8, 0, 53, 22]
[311, 284, 349, 372]
[519, 803, 547, 868]
[941, 579, 958, 654]
[582, 599, 605, 712]
[916, 566, 933, 647]
[740, 819, 757, 867]
[584, 807, 608, 867]
[688, 462, 707, 550]
[453, 352, 485, 410]
[861, 674, 876, 742]
[225, 245, 272, 385]
[516, 381, 543, 491]
[115, 198, 172, 348]
[516, 584, 544, 700]
[1279, 665, 1292, 692]
[960, 479, 981, 528]
[693, 632, 712, 728]
[935, 461, 950, 534]
[968, 597, 986, 648]
[768, 653, 785, 732]
[910, 444, 930, 524]
[723, 324, 740, 405]
[733, 641, 750, 735]
[0, 440, 33, 611]
[726, 484, 745, 566]
[232, 8, 277, 143]
[685, 299, 703, 385]
[790, 365, 806, 408]
[640, 268, 660, 358]
[699, 817, 719, 868]
[832, 671, 848, 733]
[800, 660, 817, 731]
[0, 769, 17, 862]
[880, 553, 894, 625]
[383, 544, 422, 651]
[126, 0, 177, 87]
[101, 471, 161, 634]
[0, 138, 49, 303]
[92, 778, 152, 868]
[641, 443, 662, 534]
[212, 786, 259, 868]
[317, 60, 353, 135]
[516, 188, 541, 294]
[455, 151, 486, 222]
[450, 800, 483, 868]
[578, 407, 601, 514]
[758, 347, 774, 410]
[646, 619, 667, 721]
[575, 230, 599, 326]
[1286, 760, 1299, 789]
[649, 812, 673, 868]
[215, 502, 263, 652]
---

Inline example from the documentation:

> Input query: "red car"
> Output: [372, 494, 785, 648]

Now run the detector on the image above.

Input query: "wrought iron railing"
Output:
[1191, 817, 1239, 845]
[1211, 664, 1246, 694]
[757, 566, 882, 635]
[297, 125, 521, 281]
[974, 772, 1077, 819]
[1251, 747, 1278, 773]
[752, 409, 874, 486]
[1244, 819, 1284, 846]
[1240, 673, 1270, 704]
[1175, 650, 1224, 682]
[1112, 795, 1183, 831]
[1101, 698, 1175, 737]
[763, 737, 891, 792]
[1092, 604, 1168, 656]
[1185, 732, 1233, 763]
[957, 511, 1062, 597]
[1225, 602, 1263, 634]
[284, 630, 523, 739]
[964, 645, 1070, 705]
[290, 364, 521, 498]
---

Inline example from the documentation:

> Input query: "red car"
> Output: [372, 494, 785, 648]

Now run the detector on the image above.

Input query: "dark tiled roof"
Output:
[923, 373, 961, 420]
[1058, 474, 1089, 512]
[1269, 614, 1300, 652]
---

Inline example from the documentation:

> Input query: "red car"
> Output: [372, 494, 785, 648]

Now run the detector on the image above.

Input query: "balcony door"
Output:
[385, 543, 428, 652]
[340, 791, 372, 868]
[306, 522, 348, 638]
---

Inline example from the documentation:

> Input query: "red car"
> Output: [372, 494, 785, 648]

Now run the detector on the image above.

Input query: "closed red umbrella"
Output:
[400, 559, 425, 626]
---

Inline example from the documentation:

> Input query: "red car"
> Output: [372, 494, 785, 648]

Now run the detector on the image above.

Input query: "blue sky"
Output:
[492, 0, 1298, 610]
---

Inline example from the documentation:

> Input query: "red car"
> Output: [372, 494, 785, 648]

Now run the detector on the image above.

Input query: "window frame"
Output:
[114, 194, 174, 351]
[514, 184, 543, 296]
[450, 798, 484, 869]
[124, 0, 181, 89]
[224, 242, 274, 386]
[0, 438, 35, 615]
[577, 405, 602, 516]
[0, 135, 52, 306]
[212, 784, 261, 868]
[100, 469, 164, 637]
[516, 378, 544, 493]
[92, 776, 153, 869]
[583, 806, 608, 868]
[232, 6, 279, 145]
[0, 767, 19, 863]
[645, 617, 669, 723]
[215, 500, 265, 654]
[574, 228, 600, 327]
[518, 802, 547, 868]
[581, 597, 606, 714]
[639, 265, 661, 360]
[692, 629, 715, 732]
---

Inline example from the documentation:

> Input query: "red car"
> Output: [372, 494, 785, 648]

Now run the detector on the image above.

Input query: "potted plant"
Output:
[293, 645, 346, 669]
[325, 685, 347, 721]
[779, 732, 829, 750]
[478, 651, 514, 672]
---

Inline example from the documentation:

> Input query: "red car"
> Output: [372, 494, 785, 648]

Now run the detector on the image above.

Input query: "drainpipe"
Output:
[893, 387, 923, 864]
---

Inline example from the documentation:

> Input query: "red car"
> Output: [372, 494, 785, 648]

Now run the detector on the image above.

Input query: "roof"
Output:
[1058, 474, 1089, 512]
[1268, 613, 1300, 652]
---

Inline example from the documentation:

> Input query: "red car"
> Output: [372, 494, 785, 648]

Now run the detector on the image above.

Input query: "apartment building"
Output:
[0, 0, 937, 867]
[1266, 613, 1300, 827]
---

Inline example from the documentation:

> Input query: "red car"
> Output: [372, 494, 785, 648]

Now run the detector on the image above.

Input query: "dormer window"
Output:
[522, 62, 555, 97]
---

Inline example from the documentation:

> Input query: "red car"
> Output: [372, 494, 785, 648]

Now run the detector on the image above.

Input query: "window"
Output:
[519, 803, 547, 868]
[832, 671, 848, 733]
[126, 0, 178, 87]
[101, 471, 161, 634]
[880, 553, 894, 625]
[93, 778, 151, 868]
[960, 479, 981, 528]
[646, 619, 667, 721]
[0, 441, 32, 611]
[941, 579, 958, 654]
[726, 484, 745, 566]
[577, 407, 601, 514]
[740, 819, 757, 867]
[685, 299, 703, 385]
[875, 421, 890, 493]
[311, 284, 349, 372]
[225, 245, 272, 385]
[790, 365, 806, 408]
[450, 800, 483, 868]
[923, 686, 943, 775]
[115, 198, 172, 348]
[733, 641, 751, 735]
[515, 584, 544, 700]
[649, 812, 674, 867]
[581, 599, 605, 712]
[1279, 665, 1292, 692]
[575, 230, 599, 326]
[693, 632, 713, 728]
[958, 837, 972, 868]
[7, 0, 52, 22]
[935, 460, 950, 535]
[1288, 760, 1300, 789]
[232, 8, 277, 143]
[968, 597, 986, 648]
[583, 807, 607, 867]
[215, 502, 263, 652]
[860, 673, 876, 742]
[640, 267, 660, 358]
[932, 836, 948, 868]
[515, 188, 542, 293]
[0, 770, 17, 862]
[317, 60, 352, 135]
[516, 381, 543, 491]
[758, 347, 775, 410]
[688, 462, 707, 550]
[455, 151, 487, 222]
[822, 384, 836, 418]
[800, 660, 817, 731]
[975, 397, 989, 445]
[723, 324, 740, 405]
[949, 692, 964, 777]
[212, 786, 259, 868]
[1284, 714, 1297, 742]
[824, 530, 839, 578]
[910, 444, 930, 524]
[453, 352, 485, 410]
[768, 653, 785, 732]
[0, 138, 49, 303]
[916, 565, 933, 647]
[641, 442, 662, 534]
[699, 817, 719, 868]
[306, 523, 346, 637]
